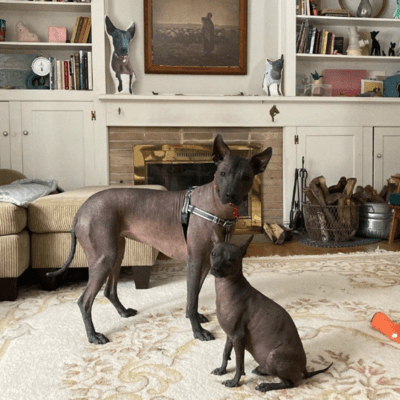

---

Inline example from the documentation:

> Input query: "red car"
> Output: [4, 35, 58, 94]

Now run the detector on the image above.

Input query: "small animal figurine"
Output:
[347, 27, 368, 56]
[394, 0, 400, 18]
[105, 15, 136, 94]
[16, 21, 40, 42]
[210, 236, 332, 392]
[262, 54, 284, 96]
[370, 31, 381, 56]
[389, 42, 396, 56]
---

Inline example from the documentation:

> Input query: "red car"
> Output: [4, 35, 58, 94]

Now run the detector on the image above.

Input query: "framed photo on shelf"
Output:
[144, 0, 247, 75]
[361, 79, 384, 96]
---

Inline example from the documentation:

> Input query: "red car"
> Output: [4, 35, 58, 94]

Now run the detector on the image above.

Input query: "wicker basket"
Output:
[303, 203, 359, 243]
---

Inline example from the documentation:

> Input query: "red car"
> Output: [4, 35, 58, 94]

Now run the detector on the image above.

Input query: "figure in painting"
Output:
[201, 13, 215, 55]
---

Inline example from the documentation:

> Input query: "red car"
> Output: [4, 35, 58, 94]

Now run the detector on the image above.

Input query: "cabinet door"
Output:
[284, 126, 370, 224]
[374, 127, 400, 190]
[0, 102, 11, 169]
[20, 102, 94, 191]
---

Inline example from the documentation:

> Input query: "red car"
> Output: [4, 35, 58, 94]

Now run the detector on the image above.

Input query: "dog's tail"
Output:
[303, 363, 333, 379]
[46, 222, 77, 278]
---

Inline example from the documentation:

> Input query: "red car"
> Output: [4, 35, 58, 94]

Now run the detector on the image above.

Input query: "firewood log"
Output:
[263, 223, 275, 243]
[270, 223, 286, 245]
[364, 184, 385, 203]
[326, 192, 341, 205]
[328, 176, 347, 194]
[303, 187, 319, 204]
[310, 177, 327, 205]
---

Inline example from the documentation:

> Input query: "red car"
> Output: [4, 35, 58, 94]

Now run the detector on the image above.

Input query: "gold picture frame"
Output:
[361, 79, 383, 96]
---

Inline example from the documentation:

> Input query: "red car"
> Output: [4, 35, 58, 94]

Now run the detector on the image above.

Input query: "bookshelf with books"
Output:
[0, 0, 97, 99]
[283, 0, 400, 97]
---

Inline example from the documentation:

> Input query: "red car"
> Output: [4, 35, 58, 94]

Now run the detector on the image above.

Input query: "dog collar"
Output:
[181, 187, 237, 242]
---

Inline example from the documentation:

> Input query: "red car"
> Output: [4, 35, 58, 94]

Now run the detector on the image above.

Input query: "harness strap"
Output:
[181, 187, 237, 243]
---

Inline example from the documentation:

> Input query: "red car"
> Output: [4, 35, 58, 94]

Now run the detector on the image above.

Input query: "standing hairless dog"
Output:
[210, 236, 332, 392]
[47, 135, 272, 344]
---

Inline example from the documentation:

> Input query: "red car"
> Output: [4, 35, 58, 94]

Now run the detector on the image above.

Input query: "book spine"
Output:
[70, 55, 75, 90]
[49, 56, 55, 90]
[87, 51, 92, 90]
[79, 50, 85, 90]
[77, 17, 88, 43]
[64, 60, 69, 90]
[74, 53, 80, 90]
[73, 17, 84, 43]
[82, 17, 91, 43]
[56, 59, 62, 90]
[70, 16, 80, 43]
[330, 32, 335, 54]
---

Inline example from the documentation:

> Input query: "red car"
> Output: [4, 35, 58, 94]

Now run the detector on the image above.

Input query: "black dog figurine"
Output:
[370, 31, 381, 56]
[211, 236, 332, 392]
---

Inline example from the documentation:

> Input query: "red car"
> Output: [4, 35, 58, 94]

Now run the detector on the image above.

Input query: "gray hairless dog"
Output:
[47, 135, 272, 344]
[210, 236, 332, 392]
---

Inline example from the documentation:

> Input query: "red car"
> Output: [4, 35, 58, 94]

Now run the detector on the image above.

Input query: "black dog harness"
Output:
[181, 187, 237, 243]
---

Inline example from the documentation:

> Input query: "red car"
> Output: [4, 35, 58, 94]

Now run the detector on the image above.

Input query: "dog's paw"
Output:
[88, 332, 110, 345]
[222, 379, 239, 388]
[194, 328, 215, 341]
[252, 366, 269, 376]
[211, 367, 227, 376]
[121, 308, 138, 318]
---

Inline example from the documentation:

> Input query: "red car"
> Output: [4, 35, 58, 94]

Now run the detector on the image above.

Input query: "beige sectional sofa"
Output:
[0, 169, 166, 301]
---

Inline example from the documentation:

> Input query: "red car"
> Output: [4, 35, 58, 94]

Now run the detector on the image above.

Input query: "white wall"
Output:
[104, 0, 280, 95]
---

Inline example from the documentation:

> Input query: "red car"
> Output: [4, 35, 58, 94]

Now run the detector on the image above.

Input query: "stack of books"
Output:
[296, 19, 344, 54]
[48, 51, 92, 90]
[320, 9, 350, 17]
[70, 16, 91, 43]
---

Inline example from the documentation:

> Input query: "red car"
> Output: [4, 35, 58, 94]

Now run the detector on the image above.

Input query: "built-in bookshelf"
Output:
[0, 0, 93, 95]
[288, 1, 400, 97]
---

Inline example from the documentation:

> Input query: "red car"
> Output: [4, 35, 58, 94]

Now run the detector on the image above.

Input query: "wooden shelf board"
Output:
[0, 0, 91, 13]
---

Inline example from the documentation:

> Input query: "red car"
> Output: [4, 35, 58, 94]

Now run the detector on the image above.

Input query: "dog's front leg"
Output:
[186, 258, 215, 341]
[211, 336, 233, 375]
[222, 333, 246, 387]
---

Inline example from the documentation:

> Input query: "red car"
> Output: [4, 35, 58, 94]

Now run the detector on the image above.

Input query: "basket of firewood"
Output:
[302, 176, 359, 242]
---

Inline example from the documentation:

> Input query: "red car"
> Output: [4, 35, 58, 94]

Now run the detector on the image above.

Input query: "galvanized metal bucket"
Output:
[357, 203, 400, 239]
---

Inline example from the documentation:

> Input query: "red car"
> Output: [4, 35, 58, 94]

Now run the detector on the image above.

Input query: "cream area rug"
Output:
[2, 250, 400, 400]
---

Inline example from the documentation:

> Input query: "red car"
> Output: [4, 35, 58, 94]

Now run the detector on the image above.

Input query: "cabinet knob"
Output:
[377, 153, 382, 158]
[23, 130, 29, 136]
[118, 107, 121, 115]
[2, 131, 8, 137]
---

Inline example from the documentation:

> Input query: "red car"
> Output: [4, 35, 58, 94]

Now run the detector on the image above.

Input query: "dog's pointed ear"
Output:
[250, 147, 273, 175]
[240, 235, 254, 257]
[105, 15, 116, 36]
[127, 22, 135, 39]
[211, 231, 221, 248]
[212, 134, 230, 164]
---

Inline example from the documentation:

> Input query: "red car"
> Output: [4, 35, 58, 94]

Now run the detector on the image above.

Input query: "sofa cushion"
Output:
[390, 193, 400, 206]
[0, 202, 27, 236]
[28, 185, 167, 233]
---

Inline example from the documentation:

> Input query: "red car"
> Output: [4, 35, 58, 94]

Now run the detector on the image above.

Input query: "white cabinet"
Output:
[0, 102, 11, 169]
[5, 101, 95, 190]
[374, 127, 400, 189]
[283, 126, 373, 224]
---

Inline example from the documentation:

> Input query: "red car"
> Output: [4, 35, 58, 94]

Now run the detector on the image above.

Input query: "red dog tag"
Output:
[233, 207, 239, 218]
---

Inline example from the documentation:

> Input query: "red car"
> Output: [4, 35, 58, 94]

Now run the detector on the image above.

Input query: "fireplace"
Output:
[133, 143, 262, 232]
[108, 126, 283, 227]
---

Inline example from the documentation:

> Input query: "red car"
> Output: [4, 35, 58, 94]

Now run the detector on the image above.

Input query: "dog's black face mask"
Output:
[212, 135, 273, 207]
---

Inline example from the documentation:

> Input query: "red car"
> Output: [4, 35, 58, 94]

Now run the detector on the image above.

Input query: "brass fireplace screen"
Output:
[133, 144, 262, 232]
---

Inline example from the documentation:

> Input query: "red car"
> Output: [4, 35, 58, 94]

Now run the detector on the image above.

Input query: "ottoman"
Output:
[28, 185, 166, 289]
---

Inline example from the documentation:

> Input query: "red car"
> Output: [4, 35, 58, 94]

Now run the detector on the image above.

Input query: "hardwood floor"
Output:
[244, 233, 400, 258]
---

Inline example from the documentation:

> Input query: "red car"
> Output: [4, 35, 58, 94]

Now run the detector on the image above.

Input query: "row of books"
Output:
[49, 51, 92, 90]
[296, 20, 344, 55]
[70, 16, 91, 43]
[296, 0, 318, 16]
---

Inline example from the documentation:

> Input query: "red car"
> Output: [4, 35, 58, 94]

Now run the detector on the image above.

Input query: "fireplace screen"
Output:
[133, 144, 262, 231]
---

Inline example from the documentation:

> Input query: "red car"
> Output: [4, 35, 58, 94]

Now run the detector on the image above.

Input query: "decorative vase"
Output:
[356, 0, 373, 18]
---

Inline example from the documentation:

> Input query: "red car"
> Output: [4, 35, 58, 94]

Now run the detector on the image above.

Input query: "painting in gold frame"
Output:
[144, 0, 247, 75]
